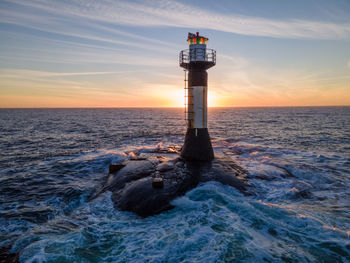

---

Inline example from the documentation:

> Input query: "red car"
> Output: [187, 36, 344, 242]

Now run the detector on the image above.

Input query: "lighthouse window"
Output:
[188, 37, 208, 45]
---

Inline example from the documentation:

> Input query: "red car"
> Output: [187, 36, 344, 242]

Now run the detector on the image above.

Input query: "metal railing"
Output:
[179, 48, 216, 65]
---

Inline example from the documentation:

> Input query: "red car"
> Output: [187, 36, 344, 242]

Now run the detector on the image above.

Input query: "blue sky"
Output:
[0, 0, 349, 107]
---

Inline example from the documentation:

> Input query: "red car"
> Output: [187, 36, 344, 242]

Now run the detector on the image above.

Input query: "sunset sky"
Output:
[0, 0, 349, 107]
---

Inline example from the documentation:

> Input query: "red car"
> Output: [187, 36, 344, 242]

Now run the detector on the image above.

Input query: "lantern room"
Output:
[179, 32, 216, 70]
[188, 32, 207, 62]
[187, 32, 208, 45]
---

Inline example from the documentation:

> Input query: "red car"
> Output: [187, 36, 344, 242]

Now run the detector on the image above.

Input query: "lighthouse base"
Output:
[181, 128, 214, 161]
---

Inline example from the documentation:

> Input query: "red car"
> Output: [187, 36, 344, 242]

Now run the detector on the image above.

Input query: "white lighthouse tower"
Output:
[179, 32, 216, 161]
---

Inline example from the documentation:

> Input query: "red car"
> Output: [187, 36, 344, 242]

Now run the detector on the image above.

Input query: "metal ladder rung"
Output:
[183, 69, 193, 126]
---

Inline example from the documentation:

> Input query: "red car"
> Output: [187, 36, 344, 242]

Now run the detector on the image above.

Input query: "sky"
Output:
[0, 0, 349, 107]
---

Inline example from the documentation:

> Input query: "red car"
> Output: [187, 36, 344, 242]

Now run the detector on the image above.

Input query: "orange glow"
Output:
[0, 88, 186, 108]
[1, 76, 349, 108]
[207, 90, 221, 107]
[2, 88, 349, 108]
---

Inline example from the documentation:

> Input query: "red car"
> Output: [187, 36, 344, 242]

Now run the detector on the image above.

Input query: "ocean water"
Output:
[0, 107, 349, 262]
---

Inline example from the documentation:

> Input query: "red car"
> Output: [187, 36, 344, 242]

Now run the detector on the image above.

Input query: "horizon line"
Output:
[1, 105, 349, 109]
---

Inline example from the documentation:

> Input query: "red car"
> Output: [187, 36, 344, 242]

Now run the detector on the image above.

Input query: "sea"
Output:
[0, 107, 349, 262]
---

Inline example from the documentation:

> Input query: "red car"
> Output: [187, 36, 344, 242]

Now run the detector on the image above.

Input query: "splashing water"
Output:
[0, 107, 349, 262]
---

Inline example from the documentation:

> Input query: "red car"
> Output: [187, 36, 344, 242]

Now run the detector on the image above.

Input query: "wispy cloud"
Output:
[0, 68, 140, 97]
[0, 69, 133, 78]
[0, 69, 140, 92]
[0, 32, 175, 67]
[217, 54, 248, 69]
[5, 0, 350, 40]
[0, 18, 174, 54]
[0, 3, 179, 54]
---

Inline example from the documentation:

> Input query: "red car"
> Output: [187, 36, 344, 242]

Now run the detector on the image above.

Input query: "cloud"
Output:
[1, 69, 130, 77]
[0, 68, 141, 97]
[4, 0, 350, 40]
[0, 18, 175, 54]
[0, 69, 144, 80]
[0, 69, 143, 90]
[0, 32, 175, 67]
[0, 2, 179, 54]
[217, 54, 248, 69]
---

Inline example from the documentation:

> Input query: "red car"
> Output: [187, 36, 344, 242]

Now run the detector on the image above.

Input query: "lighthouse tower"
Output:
[179, 32, 216, 161]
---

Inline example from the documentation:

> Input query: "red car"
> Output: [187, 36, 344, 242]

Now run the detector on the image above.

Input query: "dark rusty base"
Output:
[181, 128, 214, 161]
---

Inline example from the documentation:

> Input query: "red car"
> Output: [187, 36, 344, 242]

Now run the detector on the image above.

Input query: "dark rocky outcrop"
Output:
[0, 246, 19, 263]
[103, 148, 251, 217]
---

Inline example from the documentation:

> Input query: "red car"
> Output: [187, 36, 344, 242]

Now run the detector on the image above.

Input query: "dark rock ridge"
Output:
[0, 246, 19, 263]
[102, 148, 251, 217]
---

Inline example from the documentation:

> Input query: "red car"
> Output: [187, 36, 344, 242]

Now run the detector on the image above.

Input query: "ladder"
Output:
[184, 69, 194, 127]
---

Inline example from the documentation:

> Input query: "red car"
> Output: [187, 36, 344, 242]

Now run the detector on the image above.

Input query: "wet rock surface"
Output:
[103, 148, 251, 217]
[0, 246, 19, 263]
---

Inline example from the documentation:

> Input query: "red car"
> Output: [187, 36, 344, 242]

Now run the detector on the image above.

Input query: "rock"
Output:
[107, 160, 157, 191]
[112, 177, 175, 217]
[175, 161, 184, 168]
[156, 162, 174, 172]
[109, 163, 126, 173]
[0, 246, 19, 263]
[102, 153, 250, 217]
[152, 177, 164, 189]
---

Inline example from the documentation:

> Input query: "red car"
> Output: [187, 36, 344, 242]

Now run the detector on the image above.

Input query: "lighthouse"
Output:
[179, 32, 216, 161]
